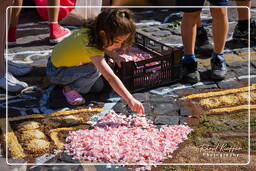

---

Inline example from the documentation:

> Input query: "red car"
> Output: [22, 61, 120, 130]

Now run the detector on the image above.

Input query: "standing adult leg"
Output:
[8, 0, 22, 45]
[47, 0, 71, 44]
[0, 0, 28, 92]
[180, 11, 201, 83]
[233, 1, 255, 42]
[210, 7, 228, 79]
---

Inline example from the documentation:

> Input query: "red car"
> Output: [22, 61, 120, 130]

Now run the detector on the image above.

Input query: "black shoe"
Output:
[211, 55, 227, 80]
[182, 59, 200, 84]
[233, 19, 256, 42]
[195, 26, 212, 52]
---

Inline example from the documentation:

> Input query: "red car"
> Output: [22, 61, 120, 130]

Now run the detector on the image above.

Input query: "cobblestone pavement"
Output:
[0, 4, 255, 171]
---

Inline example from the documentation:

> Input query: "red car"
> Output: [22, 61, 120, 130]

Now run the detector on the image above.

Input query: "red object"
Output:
[8, 26, 17, 43]
[49, 23, 71, 43]
[34, 0, 75, 21]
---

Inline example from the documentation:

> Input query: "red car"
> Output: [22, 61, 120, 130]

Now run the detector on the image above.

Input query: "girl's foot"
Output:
[63, 88, 85, 105]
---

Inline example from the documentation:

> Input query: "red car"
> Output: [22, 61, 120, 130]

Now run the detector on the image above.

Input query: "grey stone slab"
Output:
[59, 153, 80, 163]
[223, 69, 238, 80]
[154, 115, 179, 125]
[251, 60, 256, 68]
[194, 83, 218, 90]
[250, 68, 256, 75]
[30, 166, 48, 171]
[141, 27, 160, 33]
[237, 76, 250, 85]
[143, 102, 153, 115]
[152, 30, 171, 37]
[95, 165, 130, 171]
[158, 24, 172, 31]
[149, 94, 176, 103]
[46, 165, 81, 171]
[232, 68, 249, 77]
[174, 87, 197, 97]
[112, 102, 127, 113]
[179, 116, 189, 125]
[227, 61, 248, 70]
[161, 35, 182, 44]
[153, 102, 179, 115]
[217, 80, 242, 89]
[132, 92, 149, 102]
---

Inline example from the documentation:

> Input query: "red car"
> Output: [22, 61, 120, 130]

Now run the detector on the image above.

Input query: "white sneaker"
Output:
[0, 72, 28, 92]
[8, 61, 32, 76]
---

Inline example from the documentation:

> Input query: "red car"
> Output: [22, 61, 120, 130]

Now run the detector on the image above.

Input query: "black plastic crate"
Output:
[135, 31, 174, 55]
[108, 44, 183, 93]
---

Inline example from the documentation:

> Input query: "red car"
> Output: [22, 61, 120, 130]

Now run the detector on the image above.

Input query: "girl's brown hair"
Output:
[85, 8, 136, 50]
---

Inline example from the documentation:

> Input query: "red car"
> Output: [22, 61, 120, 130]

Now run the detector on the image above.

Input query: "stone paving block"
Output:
[153, 103, 179, 115]
[250, 68, 256, 75]
[161, 35, 182, 45]
[154, 115, 179, 125]
[149, 93, 176, 103]
[227, 61, 248, 70]
[194, 83, 218, 90]
[143, 102, 152, 115]
[0, 158, 27, 171]
[217, 79, 243, 89]
[174, 87, 197, 97]
[237, 76, 251, 85]
[179, 101, 192, 117]
[152, 30, 171, 37]
[95, 165, 130, 171]
[141, 27, 160, 33]
[179, 116, 189, 125]
[112, 102, 127, 113]
[251, 77, 256, 84]
[44, 165, 82, 171]
[232, 68, 249, 77]
[225, 69, 238, 80]
[251, 60, 256, 68]
[132, 92, 149, 102]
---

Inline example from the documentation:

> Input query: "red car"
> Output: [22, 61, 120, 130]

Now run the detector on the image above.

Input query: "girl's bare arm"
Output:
[90, 55, 144, 114]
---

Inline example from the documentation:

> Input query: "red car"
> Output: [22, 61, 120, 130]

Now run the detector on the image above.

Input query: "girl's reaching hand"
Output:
[127, 97, 145, 114]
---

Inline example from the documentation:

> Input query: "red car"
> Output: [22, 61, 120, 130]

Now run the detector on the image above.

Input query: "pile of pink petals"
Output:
[115, 47, 160, 71]
[115, 47, 155, 62]
[64, 111, 192, 165]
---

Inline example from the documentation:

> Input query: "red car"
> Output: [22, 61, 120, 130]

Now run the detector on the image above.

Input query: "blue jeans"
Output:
[46, 58, 104, 94]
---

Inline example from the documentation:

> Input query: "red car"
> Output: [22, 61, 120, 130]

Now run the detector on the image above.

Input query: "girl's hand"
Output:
[114, 56, 126, 68]
[106, 49, 126, 68]
[127, 97, 145, 114]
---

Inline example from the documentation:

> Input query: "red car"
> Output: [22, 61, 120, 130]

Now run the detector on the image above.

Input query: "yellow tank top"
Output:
[51, 28, 104, 67]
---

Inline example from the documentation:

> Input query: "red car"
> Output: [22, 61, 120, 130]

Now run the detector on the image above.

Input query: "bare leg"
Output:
[236, 1, 251, 20]
[197, 14, 201, 28]
[47, 0, 59, 22]
[181, 11, 201, 55]
[0, 0, 13, 76]
[210, 8, 228, 53]
[47, 0, 71, 44]
[9, 0, 22, 27]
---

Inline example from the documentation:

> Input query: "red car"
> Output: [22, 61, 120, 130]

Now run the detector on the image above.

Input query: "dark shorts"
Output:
[176, 0, 230, 12]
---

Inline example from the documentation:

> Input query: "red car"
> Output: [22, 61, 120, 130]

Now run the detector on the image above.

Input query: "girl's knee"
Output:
[90, 77, 105, 93]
